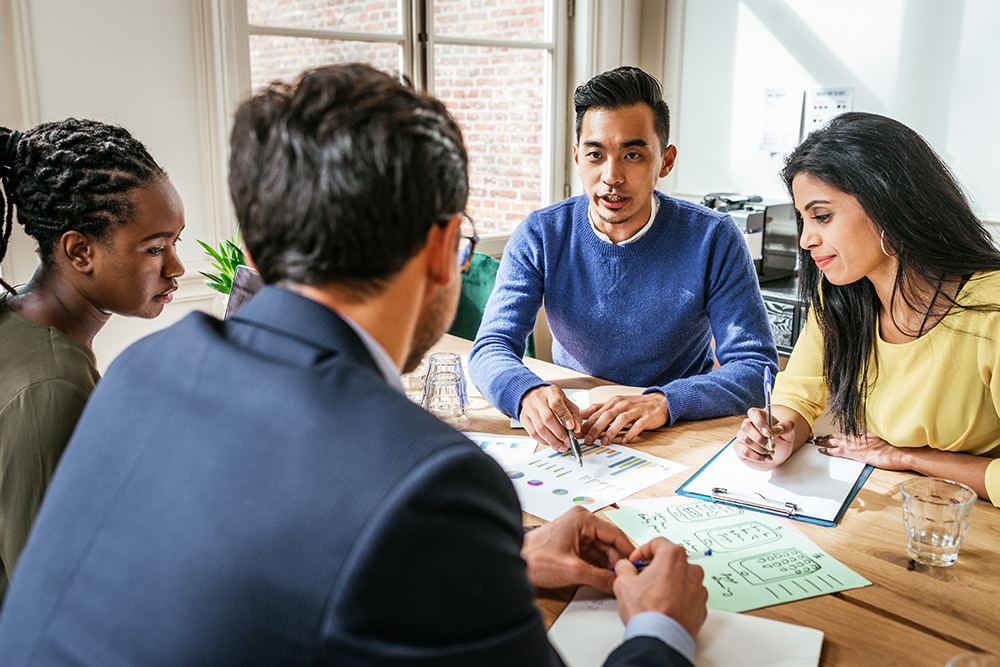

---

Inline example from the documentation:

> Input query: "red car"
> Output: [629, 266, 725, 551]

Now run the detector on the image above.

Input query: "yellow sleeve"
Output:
[985, 459, 1000, 508]
[771, 309, 828, 428]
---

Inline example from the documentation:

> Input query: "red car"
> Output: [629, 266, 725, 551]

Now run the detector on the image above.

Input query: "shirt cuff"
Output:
[623, 611, 696, 663]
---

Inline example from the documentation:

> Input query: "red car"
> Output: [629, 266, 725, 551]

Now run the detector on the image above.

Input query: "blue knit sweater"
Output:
[468, 192, 779, 423]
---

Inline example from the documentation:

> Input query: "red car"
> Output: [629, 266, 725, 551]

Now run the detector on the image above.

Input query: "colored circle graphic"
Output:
[552, 489, 569, 496]
[507, 471, 524, 480]
[572, 496, 596, 505]
[527, 479, 544, 486]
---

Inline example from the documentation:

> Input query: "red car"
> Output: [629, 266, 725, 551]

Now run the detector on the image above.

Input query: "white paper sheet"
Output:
[548, 586, 823, 667]
[467, 432, 687, 521]
[760, 88, 804, 152]
[679, 442, 868, 525]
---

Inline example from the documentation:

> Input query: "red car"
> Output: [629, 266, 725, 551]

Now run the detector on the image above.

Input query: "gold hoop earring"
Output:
[880, 230, 895, 257]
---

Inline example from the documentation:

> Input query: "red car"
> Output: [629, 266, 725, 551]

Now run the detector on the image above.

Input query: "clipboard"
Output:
[676, 438, 872, 527]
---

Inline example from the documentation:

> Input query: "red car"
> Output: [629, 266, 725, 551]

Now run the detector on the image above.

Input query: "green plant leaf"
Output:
[196, 235, 246, 295]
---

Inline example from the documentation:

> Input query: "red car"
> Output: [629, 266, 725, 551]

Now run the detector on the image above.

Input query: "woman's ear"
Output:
[59, 230, 96, 274]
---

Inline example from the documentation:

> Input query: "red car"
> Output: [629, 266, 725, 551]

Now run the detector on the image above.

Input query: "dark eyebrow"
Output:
[803, 199, 830, 211]
[582, 139, 650, 150]
[141, 228, 184, 243]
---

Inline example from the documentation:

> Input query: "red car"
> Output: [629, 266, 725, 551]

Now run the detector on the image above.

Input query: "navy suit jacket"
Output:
[0, 287, 691, 666]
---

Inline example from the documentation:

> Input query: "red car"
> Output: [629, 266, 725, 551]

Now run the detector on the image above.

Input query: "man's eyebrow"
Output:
[582, 139, 650, 149]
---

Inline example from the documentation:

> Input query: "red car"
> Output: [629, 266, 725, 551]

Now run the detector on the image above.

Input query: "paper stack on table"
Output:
[548, 586, 824, 667]
[467, 432, 687, 522]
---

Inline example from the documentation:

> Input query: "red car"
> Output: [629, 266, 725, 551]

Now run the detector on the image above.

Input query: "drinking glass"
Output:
[401, 353, 429, 403]
[900, 477, 976, 567]
[421, 352, 470, 430]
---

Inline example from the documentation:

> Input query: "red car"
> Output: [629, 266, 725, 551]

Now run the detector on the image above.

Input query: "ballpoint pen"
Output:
[567, 425, 583, 467]
[764, 367, 775, 454]
[610, 552, 712, 572]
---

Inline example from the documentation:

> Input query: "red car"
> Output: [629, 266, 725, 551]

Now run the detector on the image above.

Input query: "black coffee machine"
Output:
[700, 193, 798, 283]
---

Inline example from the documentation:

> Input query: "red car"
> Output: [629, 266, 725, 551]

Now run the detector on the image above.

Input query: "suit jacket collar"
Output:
[229, 285, 380, 376]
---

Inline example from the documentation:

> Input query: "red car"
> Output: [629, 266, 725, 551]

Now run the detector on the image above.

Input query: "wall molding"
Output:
[192, 0, 252, 249]
[11, 0, 38, 127]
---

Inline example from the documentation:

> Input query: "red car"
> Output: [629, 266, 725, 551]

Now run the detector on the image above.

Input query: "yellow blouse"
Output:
[773, 271, 1000, 506]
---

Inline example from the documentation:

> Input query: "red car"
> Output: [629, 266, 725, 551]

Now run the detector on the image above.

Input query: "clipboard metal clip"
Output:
[710, 487, 799, 516]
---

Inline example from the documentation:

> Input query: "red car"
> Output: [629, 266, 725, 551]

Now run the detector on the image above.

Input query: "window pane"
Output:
[435, 44, 546, 233]
[434, 0, 547, 42]
[247, 0, 400, 34]
[249, 35, 402, 91]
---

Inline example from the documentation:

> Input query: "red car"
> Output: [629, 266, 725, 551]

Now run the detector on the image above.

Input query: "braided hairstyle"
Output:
[0, 119, 166, 294]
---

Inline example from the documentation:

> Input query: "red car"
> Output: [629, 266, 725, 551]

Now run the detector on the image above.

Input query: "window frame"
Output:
[241, 0, 568, 247]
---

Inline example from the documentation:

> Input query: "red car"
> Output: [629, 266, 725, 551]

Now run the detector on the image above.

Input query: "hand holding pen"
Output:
[763, 367, 775, 455]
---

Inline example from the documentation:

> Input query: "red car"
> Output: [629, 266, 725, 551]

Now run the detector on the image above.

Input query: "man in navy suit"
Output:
[0, 64, 706, 665]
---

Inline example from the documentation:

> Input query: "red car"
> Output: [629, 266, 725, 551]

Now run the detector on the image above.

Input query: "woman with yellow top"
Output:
[735, 112, 1000, 507]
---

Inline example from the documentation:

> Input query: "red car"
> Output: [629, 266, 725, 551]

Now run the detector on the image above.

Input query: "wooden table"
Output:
[434, 335, 1000, 666]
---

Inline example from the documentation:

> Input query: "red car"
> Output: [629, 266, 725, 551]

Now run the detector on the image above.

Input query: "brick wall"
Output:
[247, 0, 549, 233]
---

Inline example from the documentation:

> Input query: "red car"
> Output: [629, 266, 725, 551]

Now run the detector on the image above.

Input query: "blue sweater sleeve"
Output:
[646, 216, 779, 422]
[468, 218, 550, 418]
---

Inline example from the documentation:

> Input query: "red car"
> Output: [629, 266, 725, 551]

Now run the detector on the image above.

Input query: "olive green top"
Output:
[0, 292, 100, 599]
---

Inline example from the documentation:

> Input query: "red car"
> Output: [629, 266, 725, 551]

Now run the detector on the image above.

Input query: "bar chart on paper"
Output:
[466, 433, 687, 521]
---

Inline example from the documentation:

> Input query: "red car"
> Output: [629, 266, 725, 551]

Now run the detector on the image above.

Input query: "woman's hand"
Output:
[815, 431, 909, 470]
[734, 407, 798, 471]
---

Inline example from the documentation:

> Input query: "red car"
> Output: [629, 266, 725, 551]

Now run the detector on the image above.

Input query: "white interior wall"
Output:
[0, 0, 236, 371]
[673, 0, 1000, 229]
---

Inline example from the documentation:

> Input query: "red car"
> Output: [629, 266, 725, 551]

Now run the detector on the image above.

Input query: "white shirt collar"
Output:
[339, 313, 406, 394]
[589, 194, 659, 245]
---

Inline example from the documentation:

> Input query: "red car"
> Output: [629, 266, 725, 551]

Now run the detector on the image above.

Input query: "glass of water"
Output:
[900, 477, 976, 567]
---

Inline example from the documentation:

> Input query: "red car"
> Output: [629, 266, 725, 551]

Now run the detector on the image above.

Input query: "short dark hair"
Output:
[0, 119, 165, 268]
[228, 64, 469, 293]
[573, 67, 670, 150]
[782, 111, 1000, 436]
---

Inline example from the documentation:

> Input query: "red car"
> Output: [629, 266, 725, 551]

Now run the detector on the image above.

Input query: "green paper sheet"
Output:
[606, 497, 871, 613]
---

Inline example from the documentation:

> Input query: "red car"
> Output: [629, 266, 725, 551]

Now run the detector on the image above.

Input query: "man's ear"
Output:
[59, 231, 97, 275]
[425, 213, 463, 288]
[659, 145, 678, 179]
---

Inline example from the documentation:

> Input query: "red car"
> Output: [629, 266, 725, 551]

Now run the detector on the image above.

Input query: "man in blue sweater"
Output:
[469, 66, 778, 451]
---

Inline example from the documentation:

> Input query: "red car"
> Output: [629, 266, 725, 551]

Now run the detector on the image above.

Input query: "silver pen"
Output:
[764, 367, 775, 454]
[567, 426, 583, 467]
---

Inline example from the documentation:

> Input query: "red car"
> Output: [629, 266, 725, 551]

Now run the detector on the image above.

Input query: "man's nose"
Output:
[602, 158, 624, 186]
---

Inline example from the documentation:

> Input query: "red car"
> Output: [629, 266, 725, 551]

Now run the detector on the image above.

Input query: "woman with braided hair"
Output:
[0, 119, 185, 594]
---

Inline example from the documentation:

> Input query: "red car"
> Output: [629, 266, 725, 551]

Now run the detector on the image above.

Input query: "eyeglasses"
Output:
[458, 213, 478, 273]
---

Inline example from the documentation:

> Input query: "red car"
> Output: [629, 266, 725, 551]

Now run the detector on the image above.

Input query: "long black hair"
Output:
[0, 119, 165, 293]
[782, 112, 1000, 435]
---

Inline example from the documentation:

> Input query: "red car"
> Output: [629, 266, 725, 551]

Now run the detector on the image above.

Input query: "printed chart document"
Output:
[677, 439, 871, 526]
[548, 586, 823, 667]
[467, 432, 687, 521]
[606, 497, 870, 613]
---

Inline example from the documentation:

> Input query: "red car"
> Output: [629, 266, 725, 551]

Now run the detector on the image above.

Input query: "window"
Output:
[245, 0, 566, 234]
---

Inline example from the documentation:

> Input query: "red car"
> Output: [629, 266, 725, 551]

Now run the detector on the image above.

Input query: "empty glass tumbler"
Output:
[401, 353, 430, 403]
[421, 352, 470, 430]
